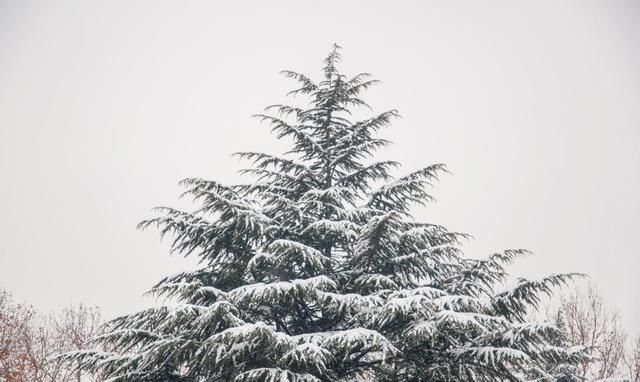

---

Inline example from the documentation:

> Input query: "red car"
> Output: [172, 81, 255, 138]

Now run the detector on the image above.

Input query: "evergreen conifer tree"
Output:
[65, 45, 587, 382]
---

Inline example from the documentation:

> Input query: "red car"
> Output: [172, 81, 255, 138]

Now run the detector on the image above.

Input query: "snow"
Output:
[322, 328, 399, 360]
[388, 286, 447, 300]
[249, 239, 331, 270]
[449, 346, 531, 365]
[234, 368, 321, 382]
[229, 276, 336, 304]
[405, 320, 437, 341]
[301, 219, 359, 240]
[280, 343, 331, 373]
[379, 295, 435, 323]
[434, 310, 507, 330]
[319, 291, 384, 312]
[354, 274, 398, 290]
[433, 295, 489, 311]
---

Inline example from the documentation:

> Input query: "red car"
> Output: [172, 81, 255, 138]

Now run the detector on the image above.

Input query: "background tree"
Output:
[552, 284, 632, 381]
[625, 336, 640, 382]
[63, 46, 587, 382]
[48, 304, 103, 382]
[0, 288, 34, 382]
[0, 287, 102, 382]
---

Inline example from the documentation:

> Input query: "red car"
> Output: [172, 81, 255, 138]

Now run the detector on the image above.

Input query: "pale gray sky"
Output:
[1, 0, 639, 332]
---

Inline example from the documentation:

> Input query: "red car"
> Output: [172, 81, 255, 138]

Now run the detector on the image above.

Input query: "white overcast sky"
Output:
[1, 0, 639, 332]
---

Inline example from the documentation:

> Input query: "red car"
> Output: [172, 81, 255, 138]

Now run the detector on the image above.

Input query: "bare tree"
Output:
[0, 288, 36, 382]
[51, 304, 103, 382]
[625, 336, 640, 382]
[0, 288, 102, 382]
[554, 284, 627, 380]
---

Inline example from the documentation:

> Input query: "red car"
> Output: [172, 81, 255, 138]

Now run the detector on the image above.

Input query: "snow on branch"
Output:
[229, 276, 336, 306]
[368, 164, 447, 213]
[235, 367, 320, 382]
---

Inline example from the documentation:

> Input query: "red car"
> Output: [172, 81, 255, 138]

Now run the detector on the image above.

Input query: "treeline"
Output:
[1, 284, 639, 382]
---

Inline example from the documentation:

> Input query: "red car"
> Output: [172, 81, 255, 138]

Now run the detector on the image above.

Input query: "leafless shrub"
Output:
[553, 284, 627, 380]
[0, 288, 102, 382]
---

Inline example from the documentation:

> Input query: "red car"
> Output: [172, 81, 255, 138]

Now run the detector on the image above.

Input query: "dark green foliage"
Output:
[62, 45, 586, 382]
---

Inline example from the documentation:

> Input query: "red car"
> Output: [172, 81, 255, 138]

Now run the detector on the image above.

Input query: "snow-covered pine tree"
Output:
[64, 45, 587, 382]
